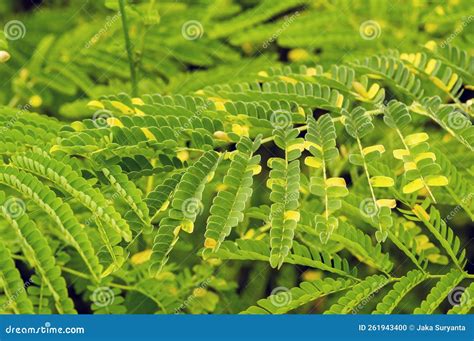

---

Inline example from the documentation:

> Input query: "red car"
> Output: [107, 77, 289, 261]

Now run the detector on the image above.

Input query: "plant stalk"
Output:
[118, 0, 138, 97]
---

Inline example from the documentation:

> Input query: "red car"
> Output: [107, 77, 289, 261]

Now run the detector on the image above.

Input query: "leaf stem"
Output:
[118, 0, 138, 97]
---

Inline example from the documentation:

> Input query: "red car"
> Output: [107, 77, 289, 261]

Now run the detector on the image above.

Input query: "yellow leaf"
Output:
[159, 200, 169, 212]
[0, 50, 11, 63]
[207, 171, 215, 182]
[335, 93, 344, 108]
[232, 124, 249, 137]
[413, 204, 430, 221]
[288, 48, 309, 62]
[446, 73, 459, 91]
[376, 199, 396, 208]
[49, 145, 62, 153]
[258, 71, 269, 78]
[325, 177, 347, 187]
[431, 76, 447, 91]
[249, 164, 262, 175]
[204, 238, 217, 249]
[306, 67, 317, 76]
[367, 83, 380, 99]
[107, 117, 123, 127]
[279, 76, 298, 84]
[131, 97, 145, 105]
[352, 81, 368, 98]
[155, 271, 175, 281]
[180, 220, 194, 233]
[243, 229, 255, 239]
[301, 270, 322, 281]
[297, 106, 305, 116]
[29, 95, 42, 108]
[284, 210, 300, 222]
[393, 149, 410, 160]
[287, 142, 305, 152]
[413, 53, 422, 67]
[87, 100, 104, 109]
[370, 176, 394, 187]
[134, 108, 145, 116]
[141, 127, 156, 140]
[111, 101, 134, 114]
[404, 132, 428, 146]
[304, 156, 322, 168]
[425, 175, 449, 187]
[193, 288, 208, 297]
[424, 59, 438, 74]
[213, 131, 231, 142]
[304, 141, 322, 151]
[424, 40, 437, 51]
[415, 152, 436, 163]
[177, 150, 189, 162]
[403, 179, 425, 193]
[404, 162, 417, 172]
[131, 249, 152, 265]
[362, 144, 385, 156]
[71, 121, 85, 131]
[216, 183, 228, 191]
[214, 102, 226, 111]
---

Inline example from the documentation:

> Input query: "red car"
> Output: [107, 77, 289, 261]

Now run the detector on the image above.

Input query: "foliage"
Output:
[0, 0, 473, 315]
